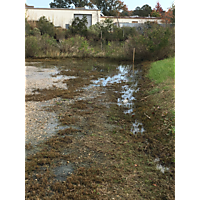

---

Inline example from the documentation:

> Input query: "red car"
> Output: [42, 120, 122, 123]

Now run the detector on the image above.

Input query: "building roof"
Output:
[25, 6, 100, 11]
[25, 3, 34, 8]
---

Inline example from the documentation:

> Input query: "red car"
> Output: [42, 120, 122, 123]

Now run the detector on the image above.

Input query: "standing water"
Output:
[25, 61, 145, 149]
[89, 64, 145, 134]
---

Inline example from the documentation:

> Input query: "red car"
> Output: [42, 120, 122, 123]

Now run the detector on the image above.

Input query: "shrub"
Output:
[88, 19, 114, 42]
[40, 34, 60, 55]
[60, 35, 94, 57]
[104, 41, 129, 60]
[110, 27, 124, 41]
[37, 16, 55, 37]
[55, 28, 66, 41]
[69, 16, 88, 36]
[88, 21, 137, 43]
[78, 37, 94, 57]
[25, 36, 41, 57]
[88, 23, 101, 36]
[25, 18, 32, 36]
[122, 27, 137, 39]
[125, 24, 175, 61]
[102, 18, 114, 32]
[31, 28, 41, 37]
[87, 24, 101, 42]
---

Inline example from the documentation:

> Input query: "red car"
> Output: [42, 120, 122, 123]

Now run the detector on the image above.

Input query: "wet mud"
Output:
[25, 59, 174, 199]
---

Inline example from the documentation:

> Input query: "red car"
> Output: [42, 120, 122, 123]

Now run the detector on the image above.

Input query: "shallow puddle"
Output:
[53, 163, 74, 181]
[25, 60, 145, 155]
[154, 158, 170, 173]
[131, 120, 145, 134]
[85, 64, 145, 134]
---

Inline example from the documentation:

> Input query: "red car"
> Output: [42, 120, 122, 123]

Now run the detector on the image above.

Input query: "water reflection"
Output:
[88, 64, 145, 134]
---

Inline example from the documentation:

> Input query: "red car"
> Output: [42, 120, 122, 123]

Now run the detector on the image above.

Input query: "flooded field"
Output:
[25, 59, 174, 199]
[25, 60, 144, 150]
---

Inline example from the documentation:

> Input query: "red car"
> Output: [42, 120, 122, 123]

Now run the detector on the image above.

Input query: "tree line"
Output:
[49, 0, 175, 24]
[50, 0, 128, 16]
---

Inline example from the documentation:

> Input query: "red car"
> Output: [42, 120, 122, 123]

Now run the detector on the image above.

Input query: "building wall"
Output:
[25, 7, 163, 29]
[25, 8, 100, 28]
[100, 17, 163, 24]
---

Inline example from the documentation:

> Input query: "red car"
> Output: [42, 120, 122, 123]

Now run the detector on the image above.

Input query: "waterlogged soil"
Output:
[25, 58, 174, 199]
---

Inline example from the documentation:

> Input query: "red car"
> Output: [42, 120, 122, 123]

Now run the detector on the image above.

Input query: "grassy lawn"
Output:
[147, 57, 175, 117]
[148, 57, 175, 132]
[148, 57, 175, 84]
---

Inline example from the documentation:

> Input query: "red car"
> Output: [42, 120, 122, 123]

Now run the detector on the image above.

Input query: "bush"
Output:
[25, 36, 41, 57]
[55, 28, 66, 41]
[69, 16, 88, 36]
[25, 18, 32, 36]
[87, 24, 101, 42]
[40, 34, 60, 55]
[60, 35, 94, 57]
[125, 24, 175, 61]
[88, 21, 137, 43]
[25, 19, 174, 61]
[37, 16, 55, 37]
[31, 28, 41, 37]
[122, 27, 137, 39]
[88, 19, 114, 42]
[78, 37, 94, 57]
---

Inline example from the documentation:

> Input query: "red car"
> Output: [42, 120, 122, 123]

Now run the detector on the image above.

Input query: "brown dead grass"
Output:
[57, 127, 80, 136]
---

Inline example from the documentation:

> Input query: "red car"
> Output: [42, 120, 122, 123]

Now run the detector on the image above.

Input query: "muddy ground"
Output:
[25, 58, 174, 199]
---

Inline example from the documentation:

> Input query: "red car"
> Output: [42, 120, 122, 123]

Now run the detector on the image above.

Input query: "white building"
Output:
[25, 5, 162, 29]
[100, 16, 163, 25]
[25, 5, 101, 29]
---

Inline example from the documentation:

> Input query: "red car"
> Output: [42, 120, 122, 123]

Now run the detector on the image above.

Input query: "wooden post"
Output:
[123, 29, 125, 49]
[133, 48, 135, 74]
[133, 48, 135, 63]
[101, 31, 102, 51]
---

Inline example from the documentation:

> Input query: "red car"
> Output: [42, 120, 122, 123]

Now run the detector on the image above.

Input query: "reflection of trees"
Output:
[92, 63, 119, 73]
[37, 60, 135, 75]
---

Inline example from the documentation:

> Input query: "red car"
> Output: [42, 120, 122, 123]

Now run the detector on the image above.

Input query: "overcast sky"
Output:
[26, 0, 174, 11]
